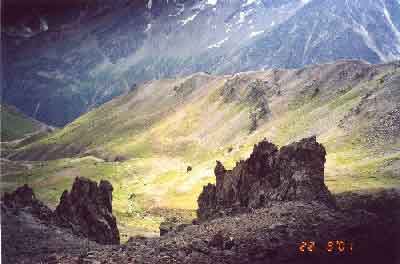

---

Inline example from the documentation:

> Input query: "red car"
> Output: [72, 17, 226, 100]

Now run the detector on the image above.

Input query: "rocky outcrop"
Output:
[1, 184, 53, 221]
[55, 177, 120, 245]
[4, 189, 399, 264]
[60, 196, 399, 264]
[2, 178, 120, 245]
[197, 136, 335, 220]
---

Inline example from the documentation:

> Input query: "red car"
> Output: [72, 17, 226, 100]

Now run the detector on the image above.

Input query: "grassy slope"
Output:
[0, 104, 42, 141]
[3, 61, 400, 239]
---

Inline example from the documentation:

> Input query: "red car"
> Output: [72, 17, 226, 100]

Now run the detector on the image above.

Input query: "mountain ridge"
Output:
[3, 0, 400, 125]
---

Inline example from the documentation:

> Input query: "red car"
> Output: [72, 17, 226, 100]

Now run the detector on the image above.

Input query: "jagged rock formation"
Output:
[2, 171, 399, 263]
[1, 178, 120, 245]
[1, 184, 53, 221]
[198, 136, 335, 220]
[3, 188, 400, 263]
[55, 177, 120, 245]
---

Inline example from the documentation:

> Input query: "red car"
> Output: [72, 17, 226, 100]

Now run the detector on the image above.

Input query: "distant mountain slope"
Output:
[2, 0, 400, 125]
[230, 0, 400, 71]
[0, 104, 45, 141]
[3, 60, 399, 238]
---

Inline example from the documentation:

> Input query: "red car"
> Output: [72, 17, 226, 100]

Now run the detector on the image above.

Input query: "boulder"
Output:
[55, 177, 120, 245]
[114, 155, 128, 162]
[160, 216, 190, 236]
[197, 136, 335, 220]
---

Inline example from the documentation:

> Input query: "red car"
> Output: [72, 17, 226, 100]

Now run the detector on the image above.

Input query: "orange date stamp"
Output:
[299, 240, 353, 253]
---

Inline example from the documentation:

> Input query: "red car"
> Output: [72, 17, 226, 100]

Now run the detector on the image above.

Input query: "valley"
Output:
[2, 60, 399, 239]
[2, 1, 400, 262]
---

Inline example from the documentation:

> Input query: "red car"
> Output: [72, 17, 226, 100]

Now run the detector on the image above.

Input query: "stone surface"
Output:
[45, 196, 398, 264]
[198, 136, 335, 220]
[2, 181, 399, 263]
[55, 177, 120, 245]
[160, 216, 191, 236]
[1, 184, 53, 221]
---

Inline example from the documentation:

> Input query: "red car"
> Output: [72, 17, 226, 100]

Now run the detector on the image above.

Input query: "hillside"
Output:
[2, 0, 400, 125]
[2, 60, 400, 238]
[0, 104, 46, 141]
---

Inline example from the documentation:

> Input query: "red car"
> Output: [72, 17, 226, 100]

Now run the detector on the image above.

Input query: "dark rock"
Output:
[197, 184, 217, 221]
[208, 231, 234, 250]
[1, 184, 53, 221]
[197, 136, 335, 220]
[55, 177, 120, 245]
[187, 166, 192, 173]
[159, 217, 189, 236]
[2, 184, 36, 208]
[159, 221, 174, 236]
[190, 239, 209, 254]
[114, 155, 127, 162]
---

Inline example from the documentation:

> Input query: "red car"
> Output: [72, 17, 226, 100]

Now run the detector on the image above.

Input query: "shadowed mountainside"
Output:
[3, 0, 400, 125]
[0, 104, 48, 141]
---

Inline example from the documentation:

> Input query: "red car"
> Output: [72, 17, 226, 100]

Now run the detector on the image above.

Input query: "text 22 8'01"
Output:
[299, 240, 353, 253]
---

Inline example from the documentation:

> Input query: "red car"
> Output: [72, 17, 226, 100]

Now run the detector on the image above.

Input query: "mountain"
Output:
[2, 0, 400, 126]
[3, 60, 400, 238]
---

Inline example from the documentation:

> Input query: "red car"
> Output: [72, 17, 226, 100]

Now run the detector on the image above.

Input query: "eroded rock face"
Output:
[1, 184, 53, 221]
[55, 177, 120, 245]
[2, 184, 36, 208]
[197, 136, 335, 220]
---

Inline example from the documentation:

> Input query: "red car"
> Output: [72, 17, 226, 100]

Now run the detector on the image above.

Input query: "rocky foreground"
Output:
[2, 137, 400, 263]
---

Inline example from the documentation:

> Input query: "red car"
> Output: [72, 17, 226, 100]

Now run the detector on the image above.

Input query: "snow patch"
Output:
[180, 12, 199, 26]
[289, 23, 298, 34]
[243, 0, 257, 7]
[144, 23, 152, 32]
[23, 26, 33, 33]
[147, 0, 152, 9]
[191, 2, 206, 11]
[303, 22, 316, 63]
[206, 0, 218, 6]
[169, 3, 185, 17]
[37, 70, 65, 80]
[382, 2, 400, 53]
[225, 23, 233, 33]
[249, 30, 264, 38]
[33, 102, 40, 119]
[39, 17, 48, 31]
[353, 23, 387, 61]
[208, 37, 229, 48]
[237, 9, 253, 24]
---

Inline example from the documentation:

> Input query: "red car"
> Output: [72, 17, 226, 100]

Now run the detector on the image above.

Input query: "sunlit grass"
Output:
[3, 69, 400, 240]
